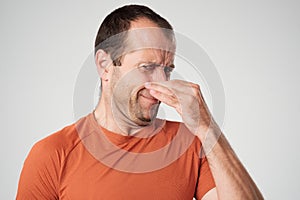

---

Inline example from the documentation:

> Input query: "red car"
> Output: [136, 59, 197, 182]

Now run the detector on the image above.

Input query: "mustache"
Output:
[138, 89, 158, 101]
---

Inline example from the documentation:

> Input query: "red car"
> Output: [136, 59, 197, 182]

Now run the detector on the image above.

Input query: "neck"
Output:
[94, 95, 124, 134]
[94, 96, 163, 137]
[93, 96, 143, 136]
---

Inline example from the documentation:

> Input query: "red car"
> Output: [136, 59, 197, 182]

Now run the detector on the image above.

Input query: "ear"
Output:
[95, 49, 112, 80]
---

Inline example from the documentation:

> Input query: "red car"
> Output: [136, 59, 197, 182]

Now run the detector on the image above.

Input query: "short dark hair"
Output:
[94, 4, 173, 66]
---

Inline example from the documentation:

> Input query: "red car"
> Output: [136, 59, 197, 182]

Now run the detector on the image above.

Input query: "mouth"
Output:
[129, 85, 160, 123]
[133, 85, 159, 105]
[140, 93, 159, 104]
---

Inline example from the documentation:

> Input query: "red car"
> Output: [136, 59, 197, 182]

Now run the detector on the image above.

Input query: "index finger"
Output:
[144, 82, 174, 96]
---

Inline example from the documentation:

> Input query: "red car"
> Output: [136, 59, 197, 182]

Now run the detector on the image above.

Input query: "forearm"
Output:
[202, 129, 264, 200]
[144, 81, 263, 198]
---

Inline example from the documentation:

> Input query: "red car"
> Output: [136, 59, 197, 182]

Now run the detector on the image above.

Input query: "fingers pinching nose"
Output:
[149, 89, 156, 95]
[144, 82, 151, 88]
[144, 82, 157, 95]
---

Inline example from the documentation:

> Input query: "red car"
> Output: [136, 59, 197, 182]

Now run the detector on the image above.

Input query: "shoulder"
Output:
[31, 122, 80, 159]
[17, 120, 84, 199]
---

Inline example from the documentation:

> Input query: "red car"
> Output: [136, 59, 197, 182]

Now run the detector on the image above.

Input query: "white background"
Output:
[1, 0, 300, 199]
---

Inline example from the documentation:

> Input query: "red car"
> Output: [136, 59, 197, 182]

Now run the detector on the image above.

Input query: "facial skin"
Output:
[95, 18, 175, 134]
[111, 48, 175, 126]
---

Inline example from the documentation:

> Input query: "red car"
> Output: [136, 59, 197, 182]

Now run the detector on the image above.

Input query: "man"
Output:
[17, 5, 263, 199]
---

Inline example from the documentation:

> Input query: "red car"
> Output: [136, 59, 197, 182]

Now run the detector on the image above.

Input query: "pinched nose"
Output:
[150, 67, 168, 82]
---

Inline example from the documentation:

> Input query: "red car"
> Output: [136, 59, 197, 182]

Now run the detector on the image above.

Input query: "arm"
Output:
[202, 188, 218, 200]
[195, 85, 263, 199]
[201, 131, 263, 199]
[145, 80, 264, 199]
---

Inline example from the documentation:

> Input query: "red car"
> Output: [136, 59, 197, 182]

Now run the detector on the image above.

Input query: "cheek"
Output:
[112, 69, 151, 101]
[126, 74, 150, 93]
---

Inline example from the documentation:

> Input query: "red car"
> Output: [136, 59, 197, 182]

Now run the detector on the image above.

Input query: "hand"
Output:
[144, 80, 218, 140]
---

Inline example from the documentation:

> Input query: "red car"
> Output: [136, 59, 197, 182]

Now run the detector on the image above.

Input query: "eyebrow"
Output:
[142, 62, 175, 68]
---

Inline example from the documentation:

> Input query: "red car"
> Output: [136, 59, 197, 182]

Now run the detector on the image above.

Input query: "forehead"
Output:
[124, 18, 176, 57]
[125, 29, 175, 55]
[120, 18, 176, 67]
[123, 48, 175, 66]
[123, 30, 175, 67]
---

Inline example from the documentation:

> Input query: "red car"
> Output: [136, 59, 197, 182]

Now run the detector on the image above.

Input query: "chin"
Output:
[137, 118, 152, 126]
[129, 88, 160, 126]
[140, 107, 160, 124]
[129, 115, 151, 126]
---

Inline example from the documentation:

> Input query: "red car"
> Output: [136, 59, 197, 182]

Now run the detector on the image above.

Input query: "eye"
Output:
[141, 64, 156, 71]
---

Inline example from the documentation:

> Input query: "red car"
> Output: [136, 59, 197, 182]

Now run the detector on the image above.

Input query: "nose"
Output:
[151, 66, 167, 82]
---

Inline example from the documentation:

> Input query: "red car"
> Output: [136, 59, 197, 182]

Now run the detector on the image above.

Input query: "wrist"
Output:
[196, 125, 222, 156]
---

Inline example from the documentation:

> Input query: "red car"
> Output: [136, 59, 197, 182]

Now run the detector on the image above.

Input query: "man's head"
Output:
[94, 4, 173, 66]
[94, 5, 176, 128]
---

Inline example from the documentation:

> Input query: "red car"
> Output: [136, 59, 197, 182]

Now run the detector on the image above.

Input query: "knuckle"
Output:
[192, 83, 200, 90]
[190, 83, 200, 95]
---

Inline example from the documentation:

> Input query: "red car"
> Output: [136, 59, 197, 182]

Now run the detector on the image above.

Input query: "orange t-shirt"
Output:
[17, 113, 215, 199]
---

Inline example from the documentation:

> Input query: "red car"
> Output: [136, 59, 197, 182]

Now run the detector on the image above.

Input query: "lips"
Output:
[131, 85, 159, 104]
[139, 89, 159, 103]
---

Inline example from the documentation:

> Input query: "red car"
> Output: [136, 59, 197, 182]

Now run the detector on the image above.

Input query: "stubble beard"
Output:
[129, 95, 160, 126]
[110, 67, 160, 127]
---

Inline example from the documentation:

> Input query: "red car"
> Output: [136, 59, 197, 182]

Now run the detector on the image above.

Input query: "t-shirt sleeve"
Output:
[16, 139, 61, 200]
[194, 156, 216, 199]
